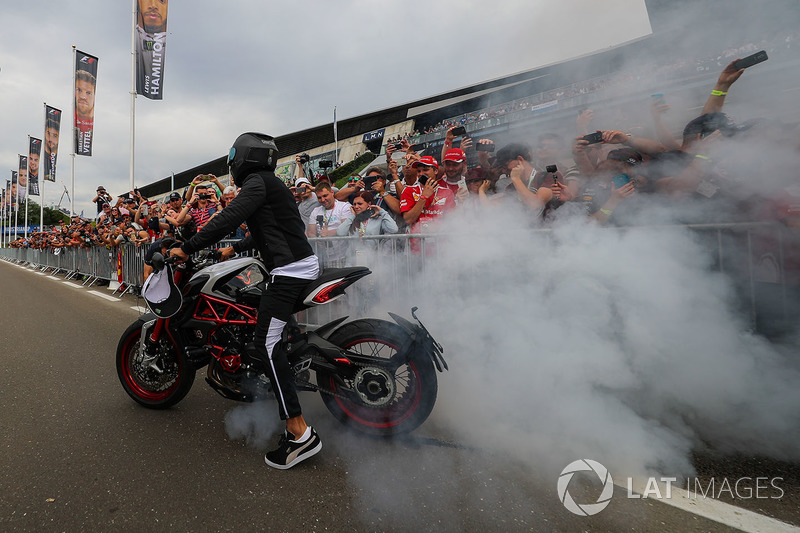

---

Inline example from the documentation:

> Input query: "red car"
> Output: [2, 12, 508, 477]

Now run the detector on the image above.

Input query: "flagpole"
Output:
[24, 184, 29, 239]
[130, 0, 137, 192]
[2, 186, 6, 247]
[41, 105, 46, 233]
[334, 106, 339, 165]
[14, 174, 19, 243]
[71, 45, 76, 218]
[1, 189, 4, 248]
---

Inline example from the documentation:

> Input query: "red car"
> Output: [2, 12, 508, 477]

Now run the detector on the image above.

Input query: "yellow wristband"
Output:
[710, 90, 727, 96]
[600, 208, 613, 216]
[695, 154, 712, 162]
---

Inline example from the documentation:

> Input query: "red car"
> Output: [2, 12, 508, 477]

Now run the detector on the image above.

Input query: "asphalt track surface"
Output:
[0, 258, 798, 532]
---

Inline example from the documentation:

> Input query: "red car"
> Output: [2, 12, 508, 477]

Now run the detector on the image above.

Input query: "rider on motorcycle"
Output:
[169, 132, 323, 470]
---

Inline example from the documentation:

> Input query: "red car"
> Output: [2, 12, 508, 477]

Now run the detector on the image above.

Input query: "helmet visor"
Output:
[227, 147, 236, 167]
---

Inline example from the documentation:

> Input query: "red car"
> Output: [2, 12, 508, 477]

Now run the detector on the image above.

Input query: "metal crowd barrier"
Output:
[1, 223, 797, 338]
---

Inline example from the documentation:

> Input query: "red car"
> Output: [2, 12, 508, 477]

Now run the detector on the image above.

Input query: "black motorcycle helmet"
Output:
[227, 132, 278, 186]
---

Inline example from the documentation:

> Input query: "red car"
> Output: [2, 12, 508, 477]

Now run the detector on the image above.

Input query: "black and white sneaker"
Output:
[264, 427, 322, 470]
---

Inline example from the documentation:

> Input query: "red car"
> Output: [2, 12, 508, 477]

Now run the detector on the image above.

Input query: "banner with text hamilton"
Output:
[135, 0, 169, 100]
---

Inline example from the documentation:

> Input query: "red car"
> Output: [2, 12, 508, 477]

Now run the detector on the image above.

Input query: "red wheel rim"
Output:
[329, 338, 422, 429]
[120, 328, 181, 402]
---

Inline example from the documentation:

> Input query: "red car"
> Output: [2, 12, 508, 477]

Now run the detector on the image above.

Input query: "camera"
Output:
[298, 153, 310, 164]
[581, 131, 604, 145]
[315, 215, 324, 237]
[319, 160, 333, 169]
[198, 193, 211, 200]
[476, 143, 495, 153]
[295, 185, 307, 193]
[545, 164, 558, 174]
[451, 126, 466, 136]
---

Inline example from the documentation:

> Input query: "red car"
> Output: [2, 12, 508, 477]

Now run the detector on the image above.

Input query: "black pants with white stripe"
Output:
[253, 275, 310, 420]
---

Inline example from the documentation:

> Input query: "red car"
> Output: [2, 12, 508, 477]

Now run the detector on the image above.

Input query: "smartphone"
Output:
[451, 126, 467, 136]
[651, 93, 665, 103]
[581, 131, 604, 145]
[733, 50, 768, 70]
[475, 143, 495, 153]
[613, 174, 632, 188]
[363, 176, 378, 190]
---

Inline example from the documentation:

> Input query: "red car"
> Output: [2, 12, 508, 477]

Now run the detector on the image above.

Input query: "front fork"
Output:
[138, 318, 167, 373]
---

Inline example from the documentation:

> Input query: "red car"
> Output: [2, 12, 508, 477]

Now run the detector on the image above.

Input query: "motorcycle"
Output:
[116, 250, 447, 436]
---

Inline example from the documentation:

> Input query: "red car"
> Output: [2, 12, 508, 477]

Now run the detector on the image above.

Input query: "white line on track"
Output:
[8, 264, 142, 311]
[624, 479, 799, 533]
[87, 290, 121, 302]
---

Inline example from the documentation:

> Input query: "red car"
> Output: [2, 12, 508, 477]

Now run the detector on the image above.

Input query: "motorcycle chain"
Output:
[293, 357, 389, 403]
[294, 376, 351, 401]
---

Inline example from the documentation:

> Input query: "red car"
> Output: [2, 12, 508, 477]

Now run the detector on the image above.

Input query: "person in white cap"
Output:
[292, 177, 317, 228]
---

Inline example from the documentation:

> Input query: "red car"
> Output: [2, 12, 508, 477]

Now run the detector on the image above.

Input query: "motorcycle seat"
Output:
[297, 266, 371, 303]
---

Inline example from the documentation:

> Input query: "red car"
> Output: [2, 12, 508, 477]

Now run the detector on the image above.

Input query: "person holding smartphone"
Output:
[334, 174, 366, 202]
[292, 177, 318, 229]
[337, 190, 398, 240]
[400, 156, 456, 255]
[578, 151, 638, 225]
[176, 183, 218, 231]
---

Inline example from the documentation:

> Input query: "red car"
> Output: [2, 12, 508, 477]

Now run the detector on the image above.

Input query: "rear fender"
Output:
[287, 316, 351, 363]
[312, 316, 350, 339]
[388, 307, 448, 373]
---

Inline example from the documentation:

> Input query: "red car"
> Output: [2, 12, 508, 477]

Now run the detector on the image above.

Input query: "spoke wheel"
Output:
[116, 320, 195, 409]
[318, 319, 437, 436]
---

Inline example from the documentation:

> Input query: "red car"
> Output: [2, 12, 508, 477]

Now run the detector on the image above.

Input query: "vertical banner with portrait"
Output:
[28, 137, 42, 196]
[5, 179, 11, 220]
[43, 105, 62, 183]
[135, 0, 169, 100]
[18, 156, 28, 205]
[11, 172, 18, 212]
[74, 50, 99, 156]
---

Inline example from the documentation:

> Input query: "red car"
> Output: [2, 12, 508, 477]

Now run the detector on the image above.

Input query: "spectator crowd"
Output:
[9, 39, 800, 291]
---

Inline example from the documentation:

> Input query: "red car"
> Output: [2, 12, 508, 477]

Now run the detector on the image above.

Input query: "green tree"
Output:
[11, 200, 69, 227]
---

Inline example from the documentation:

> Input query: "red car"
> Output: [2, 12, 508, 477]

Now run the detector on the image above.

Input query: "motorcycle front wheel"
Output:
[318, 318, 437, 436]
[116, 319, 195, 409]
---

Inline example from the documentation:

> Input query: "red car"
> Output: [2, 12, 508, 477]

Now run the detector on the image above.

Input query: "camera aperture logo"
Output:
[557, 459, 614, 516]
[558, 459, 785, 517]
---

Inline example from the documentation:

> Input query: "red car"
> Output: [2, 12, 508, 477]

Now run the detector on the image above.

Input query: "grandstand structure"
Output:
[138, 0, 800, 202]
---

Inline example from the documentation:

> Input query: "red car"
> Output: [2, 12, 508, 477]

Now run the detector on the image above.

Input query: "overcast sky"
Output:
[0, 1, 652, 215]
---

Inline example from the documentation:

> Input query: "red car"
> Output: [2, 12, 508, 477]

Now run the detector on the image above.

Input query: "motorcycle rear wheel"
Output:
[116, 319, 195, 409]
[318, 318, 437, 436]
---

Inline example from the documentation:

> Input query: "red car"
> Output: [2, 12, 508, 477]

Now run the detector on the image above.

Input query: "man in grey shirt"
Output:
[293, 177, 318, 228]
